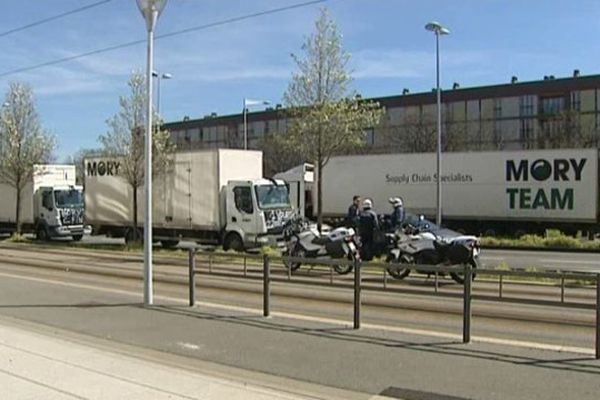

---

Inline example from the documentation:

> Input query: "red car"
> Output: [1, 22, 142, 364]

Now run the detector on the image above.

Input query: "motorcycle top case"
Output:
[446, 243, 472, 264]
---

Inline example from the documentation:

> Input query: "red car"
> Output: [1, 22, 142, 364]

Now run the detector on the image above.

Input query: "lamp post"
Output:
[425, 21, 450, 227]
[152, 70, 172, 115]
[136, 0, 167, 306]
[243, 98, 270, 150]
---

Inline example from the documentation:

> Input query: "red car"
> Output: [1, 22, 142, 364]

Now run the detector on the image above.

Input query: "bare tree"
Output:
[284, 8, 383, 230]
[0, 82, 55, 234]
[67, 148, 105, 185]
[99, 72, 174, 242]
[538, 110, 599, 149]
[259, 132, 305, 177]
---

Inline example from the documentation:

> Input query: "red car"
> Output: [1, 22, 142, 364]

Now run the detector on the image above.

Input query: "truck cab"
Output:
[34, 185, 85, 241]
[224, 179, 293, 251]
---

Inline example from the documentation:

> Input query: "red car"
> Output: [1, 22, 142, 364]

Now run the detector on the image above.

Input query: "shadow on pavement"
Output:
[150, 304, 600, 376]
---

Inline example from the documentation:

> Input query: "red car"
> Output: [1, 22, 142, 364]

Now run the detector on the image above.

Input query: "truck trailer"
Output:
[314, 148, 599, 237]
[85, 149, 293, 250]
[0, 165, 85, 240]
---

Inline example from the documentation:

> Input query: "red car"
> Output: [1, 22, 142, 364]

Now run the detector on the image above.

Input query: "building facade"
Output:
[165, 71, 600, 158]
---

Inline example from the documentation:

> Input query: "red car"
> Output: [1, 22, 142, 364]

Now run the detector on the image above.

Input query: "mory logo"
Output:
[505, 157, 587, 211]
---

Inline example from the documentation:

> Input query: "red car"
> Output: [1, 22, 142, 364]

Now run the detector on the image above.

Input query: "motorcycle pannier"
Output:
[325, 240, 346, 259]
[446, 243, 472, 264]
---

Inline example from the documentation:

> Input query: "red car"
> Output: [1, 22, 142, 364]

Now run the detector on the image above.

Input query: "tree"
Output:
[66, 148, 105, 185]
[98, 72, 174, 242]
[284, 8, 383, 230]
[259, 132, 305, 177]
[0, 82, 55, 234]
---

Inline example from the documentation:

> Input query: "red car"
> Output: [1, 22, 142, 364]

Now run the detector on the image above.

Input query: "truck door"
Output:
[39, 189, 57, 227]
[228, 184, 256, 236]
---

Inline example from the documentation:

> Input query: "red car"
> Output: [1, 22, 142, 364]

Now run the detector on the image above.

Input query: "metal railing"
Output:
[186, 248, 600, 359]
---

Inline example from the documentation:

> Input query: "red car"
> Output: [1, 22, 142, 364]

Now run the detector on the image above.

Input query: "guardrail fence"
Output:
[186, 248, 600, 359]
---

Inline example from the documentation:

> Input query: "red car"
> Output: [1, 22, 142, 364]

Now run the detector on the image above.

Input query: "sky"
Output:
[1, 0, 600, 160]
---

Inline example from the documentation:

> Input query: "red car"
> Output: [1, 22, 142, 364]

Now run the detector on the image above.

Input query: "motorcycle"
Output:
[282, 218, 361, 275]
[385, 218, 480, 284]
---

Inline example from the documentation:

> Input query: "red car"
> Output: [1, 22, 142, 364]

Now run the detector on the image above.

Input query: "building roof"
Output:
[164, 73, 600, 130]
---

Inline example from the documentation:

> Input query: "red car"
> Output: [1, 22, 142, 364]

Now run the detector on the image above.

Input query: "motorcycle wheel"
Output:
[385, 253, 412, 280]
[333, 262, 353, 275]
[450, 257, 479, 284]
[283, 247, 303, 271]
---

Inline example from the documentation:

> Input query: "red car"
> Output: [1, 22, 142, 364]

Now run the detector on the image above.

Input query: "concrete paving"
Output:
[0, 319, 319, 400]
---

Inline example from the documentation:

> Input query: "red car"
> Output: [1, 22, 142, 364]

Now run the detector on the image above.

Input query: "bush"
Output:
[481, 232, 600, 250]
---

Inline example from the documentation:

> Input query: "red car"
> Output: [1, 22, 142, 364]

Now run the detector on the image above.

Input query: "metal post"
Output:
[499, 274, 503, 299]
[353, 260, 361, 330]
[383, 268, 387, 290]
[208, 255, 212, 273]
[434, 270, 439, 293]
[188, 248, 196, 307]
[463, 263, 472, 343]
[143, 11, 158, 307]
[330, 265, 334, 285]
[435, 31, 442, 227]
[560, 277, 565, 303]
[596, 273, 599, 360]
[263, 255, 270, 317]
[288, 259, 292, 280]
[243, 256, 247, 277]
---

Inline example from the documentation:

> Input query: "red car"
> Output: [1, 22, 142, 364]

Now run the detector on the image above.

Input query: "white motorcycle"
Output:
[282, 218, 361, 275]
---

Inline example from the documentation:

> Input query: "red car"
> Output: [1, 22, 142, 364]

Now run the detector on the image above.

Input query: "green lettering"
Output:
[506, 188, 519, 209]
[551, 188, 573, 210]
[519, 188, 531, 209]
[532, 189, 550, 209]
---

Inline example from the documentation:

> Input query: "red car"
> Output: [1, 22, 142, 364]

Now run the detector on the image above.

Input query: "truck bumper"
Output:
[50, 225, 84, 238]
[246, 234, 286, 250]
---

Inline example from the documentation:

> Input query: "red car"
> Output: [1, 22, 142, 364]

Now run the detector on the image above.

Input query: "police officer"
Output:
[346, 195, 361, 227]
[358, 198, 379, 261]
[388, 197, 405, 231]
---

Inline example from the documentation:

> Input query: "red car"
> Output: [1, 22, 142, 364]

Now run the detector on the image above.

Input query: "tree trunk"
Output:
[317, 160, 323, 233]
[132, 185, 138, 242]
[15, 185, 22, 235]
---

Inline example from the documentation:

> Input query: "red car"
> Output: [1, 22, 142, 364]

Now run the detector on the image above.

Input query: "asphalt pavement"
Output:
[0, 268, 598, 400]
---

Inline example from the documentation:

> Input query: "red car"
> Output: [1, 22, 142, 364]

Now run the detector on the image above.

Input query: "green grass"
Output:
[6, 233, 29, 243]
[481, 232, 600, 250]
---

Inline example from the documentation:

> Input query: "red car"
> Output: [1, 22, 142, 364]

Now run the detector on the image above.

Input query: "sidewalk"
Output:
[0, 320, 320, 400]
[0, 270, 599, 400]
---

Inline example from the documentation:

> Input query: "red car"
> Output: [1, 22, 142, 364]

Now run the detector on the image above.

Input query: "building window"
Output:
[364, 128, 375, 145]
[520, 119, 534, 147]
[519, 95, 535, 116]
[493, 98, 502, 119]
[570, 91, 581, 111]
[540, 96, 565, 115]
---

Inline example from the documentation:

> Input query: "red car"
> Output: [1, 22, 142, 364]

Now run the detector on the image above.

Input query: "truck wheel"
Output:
[72, 235, 83, 242]
[36, 227, 49, 241]
[223, 233, 244, 252]
[125, 228, 142, 244]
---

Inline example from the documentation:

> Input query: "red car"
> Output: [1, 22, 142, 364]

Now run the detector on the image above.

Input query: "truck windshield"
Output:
[255, 185, 291, 210]
[54, 189, 84, 208]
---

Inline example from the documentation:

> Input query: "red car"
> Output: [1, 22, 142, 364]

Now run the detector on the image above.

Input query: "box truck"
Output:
[84, 149, 293, 250]
[313, 149, 599, 237]
[274, 163, 314, 219]
[0, 165, 85, 240]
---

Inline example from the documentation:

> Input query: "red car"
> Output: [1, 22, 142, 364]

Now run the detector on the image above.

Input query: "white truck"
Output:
[0, 165, 85, 240]
[274, 163, 314, 219]
[84, 149, 293, 250]
[313, 148, 600, 237]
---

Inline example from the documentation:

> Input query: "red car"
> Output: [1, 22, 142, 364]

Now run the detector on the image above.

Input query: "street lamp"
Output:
[425, 21, 450, 227]
[243, 98, 270, 150]
[152, 70, 172, 116]
[136, 0, 168, 306]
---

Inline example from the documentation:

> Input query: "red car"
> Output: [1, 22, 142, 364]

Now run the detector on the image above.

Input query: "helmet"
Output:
[389, 197, 403, 207]
[362, 199, 373, 209]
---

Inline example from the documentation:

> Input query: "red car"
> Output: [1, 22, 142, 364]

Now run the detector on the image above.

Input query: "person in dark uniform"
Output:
[346, 195, 361, 227]
[358, 198, 379, 261]
[388, 197, 405, 231]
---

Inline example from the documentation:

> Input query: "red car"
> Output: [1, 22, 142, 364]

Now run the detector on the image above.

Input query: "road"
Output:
[0, 243, 597, 351]
[0, 245, 599, 399]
